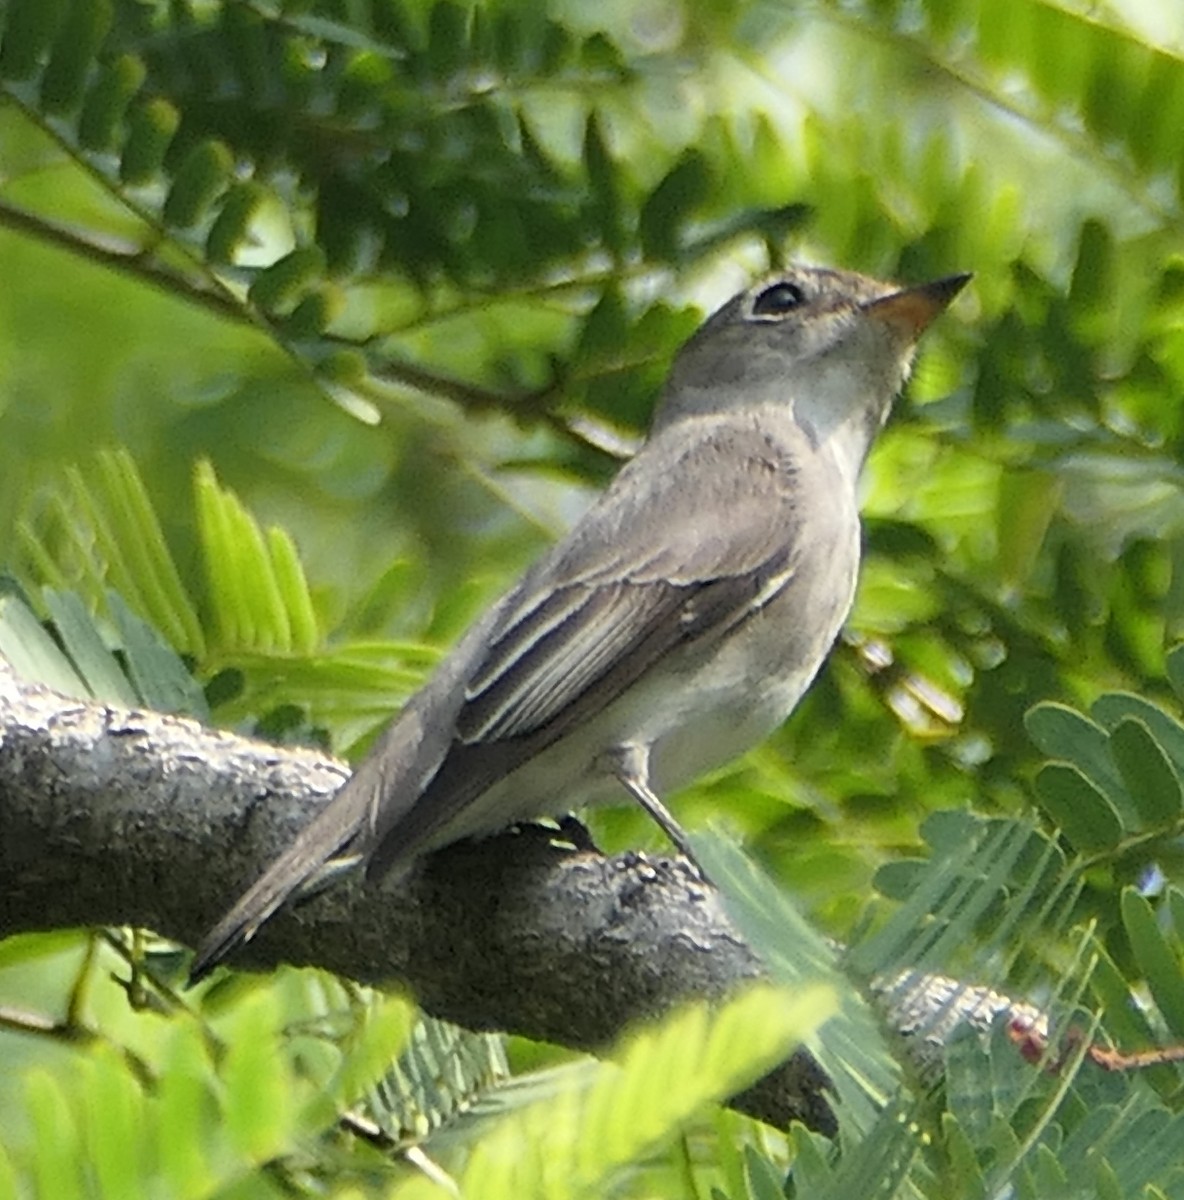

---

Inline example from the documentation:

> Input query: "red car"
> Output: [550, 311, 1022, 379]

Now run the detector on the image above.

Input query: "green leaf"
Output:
[163, 138, 233, 229]
[995, 469, 1059, 590]
[1092, 692, 1184, 781]
[787, 1123, 836, 1190]
[1095, 1106, 1184, 1195]
[0, 1142, 18, 1200]
[108, 591, 208, 719]
[194, 460, 323, 656]
[1068, 218, 1115, 322]
[78, 53, 146, 152]
[205, 180, 268, 264]
[572, 286, 629, 371]
[0, 0, 68, 81]
[426, 0, 469, 79]
[1030, 1143, 1070, 1196]
[42, 588, 137, 705]
[248, 245, 327, 314]
[1169, 885, 1184, 941]
[1034, 762, 1124, 851]
[1107, 717, 1182, 828]
[1165, 643, 1184, 706]
[941, 1112, 987, 1198]
[1026, 703, 1133, 823]
[305, 995, 415, 1129]
[266, 526, 319, 655]
[445, 984, 833, 1200]
[15, 451, 205, 657]
[1121, 888, 1184, 1040]
[742, 1143, 787, 1200]
[220, 3, 272, 101]
[93, 449, 205, 655]
[223, 990, 295, 1162]
[284, 283, 346, 339]
[696, 829, 898, 1135]
[854, 813, 1024, 977]
[119, 97, 179, 184]
[872, 857, 926, 901]
[26, 1069, 81, 1200]
[639, 150, 712, 262]
[583, 110, 624, 258]
[84, 1044, 147, 1200]
[158, 1022, 216, 1197]
[813, 1098, 922, 1200]
[40, 0, 111, 115]
[0, 586, 88, 698]
[1088, 937, 1157, 1052]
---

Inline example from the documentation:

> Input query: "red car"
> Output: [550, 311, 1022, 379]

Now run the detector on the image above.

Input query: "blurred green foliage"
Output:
[5, 0, 1184, 1194]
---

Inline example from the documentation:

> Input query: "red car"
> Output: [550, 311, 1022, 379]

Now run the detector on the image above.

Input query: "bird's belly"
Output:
[645, 590, 851, 792]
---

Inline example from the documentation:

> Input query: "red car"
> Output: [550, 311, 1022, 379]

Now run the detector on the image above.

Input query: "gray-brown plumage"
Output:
[189, 265, 969, 982]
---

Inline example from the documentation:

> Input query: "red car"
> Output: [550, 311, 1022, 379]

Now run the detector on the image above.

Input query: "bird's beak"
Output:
[863, 273, 972, 339]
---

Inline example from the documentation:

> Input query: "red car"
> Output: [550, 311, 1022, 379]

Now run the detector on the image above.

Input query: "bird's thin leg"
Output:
[610, 744, 708, 879]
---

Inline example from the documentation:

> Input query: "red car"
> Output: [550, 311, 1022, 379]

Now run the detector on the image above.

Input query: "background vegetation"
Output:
[3, 0, 1184, 1195]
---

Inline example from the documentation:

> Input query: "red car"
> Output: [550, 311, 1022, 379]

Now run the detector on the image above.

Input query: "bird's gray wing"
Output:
[361, 419, 807, 873]
[456, 420, 803, 742]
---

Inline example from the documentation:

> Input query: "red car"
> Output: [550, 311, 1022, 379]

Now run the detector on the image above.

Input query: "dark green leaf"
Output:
[872, 858, 926, 901]
[0, 0, 68, 81]
[248, 246, 328, 314]
[1033, 762, 1123, 851]
[639, 151, 712, 262]
[940, 1111, 986, 1195]
[119, 98, 179, 184]
[1026, 703, 1133, 822]
[573, 287, 629, 371]
[1121, 888, 1184, 1040]
[583, 110, 624, 257]
[1093, 692, 1184, 780]
[426, 1, 469, 79]
[78, 53, 145, 152]
[1088, 939, 1157, 1052]
[219, 3, 272, 102]
[40, 0, 111, 115]
[1067, 218, 1114, 321]
[206, 181, 267, 264]
[42, 588, 137, 705]
[162, 138, 233, 230]
[1165, 643, 1184, 706]
[108, 592, 208, 719]
[1107, 717, 1182, 828]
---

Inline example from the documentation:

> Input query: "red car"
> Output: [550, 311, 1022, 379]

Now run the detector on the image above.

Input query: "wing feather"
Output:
[460, 583, 673, 741]
[453, 421, 805, 747]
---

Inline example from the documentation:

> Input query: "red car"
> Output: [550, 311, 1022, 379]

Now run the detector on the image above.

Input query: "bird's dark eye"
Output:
[752, 280, 807, 317]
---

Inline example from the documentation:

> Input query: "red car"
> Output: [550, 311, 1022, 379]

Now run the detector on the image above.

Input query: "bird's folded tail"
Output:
[187, 799, 367, 985]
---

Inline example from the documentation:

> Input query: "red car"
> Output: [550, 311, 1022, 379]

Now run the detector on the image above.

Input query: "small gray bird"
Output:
[190, 264, 969, 981]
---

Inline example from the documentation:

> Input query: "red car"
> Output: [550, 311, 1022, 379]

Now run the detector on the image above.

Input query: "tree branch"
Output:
[0, 660, 1043, 1135]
